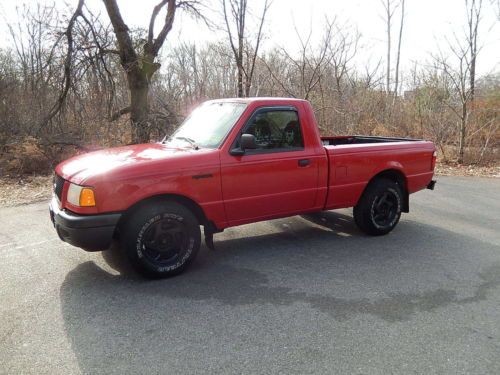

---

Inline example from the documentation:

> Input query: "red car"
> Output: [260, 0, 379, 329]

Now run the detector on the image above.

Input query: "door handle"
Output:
[298, 159, 310, 167]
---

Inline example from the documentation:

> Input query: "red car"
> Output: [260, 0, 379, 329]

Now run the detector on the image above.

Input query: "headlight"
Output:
[67, 183, 96, 207]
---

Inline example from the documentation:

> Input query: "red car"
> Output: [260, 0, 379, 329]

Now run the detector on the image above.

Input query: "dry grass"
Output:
[0, 175, 52, 207]
[435, 161, 500, 178]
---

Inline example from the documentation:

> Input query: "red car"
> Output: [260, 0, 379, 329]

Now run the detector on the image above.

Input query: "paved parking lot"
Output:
[1, 176, 499, 374]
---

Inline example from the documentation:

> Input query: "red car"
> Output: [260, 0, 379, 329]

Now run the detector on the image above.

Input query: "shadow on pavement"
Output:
[59, 211, 500, 374]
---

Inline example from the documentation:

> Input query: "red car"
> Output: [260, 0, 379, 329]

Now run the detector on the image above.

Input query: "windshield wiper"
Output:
[174, 136, 199, 150]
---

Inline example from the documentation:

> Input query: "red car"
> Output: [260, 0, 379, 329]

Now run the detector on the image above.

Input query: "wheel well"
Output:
[366, 169, 409, 212]
[114, 194, 211, 238]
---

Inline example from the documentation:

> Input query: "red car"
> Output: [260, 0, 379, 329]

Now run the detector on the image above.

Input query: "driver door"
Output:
[220, 106, 320, 226]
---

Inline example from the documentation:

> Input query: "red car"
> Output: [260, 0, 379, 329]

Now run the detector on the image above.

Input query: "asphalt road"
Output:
[1, 176, 499, 374]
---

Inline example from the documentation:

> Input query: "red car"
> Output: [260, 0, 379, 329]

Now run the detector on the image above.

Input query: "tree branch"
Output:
[246, 0, 271, 96]
[102, 0, 138, 71]
[148, 0, 169, 46]
[110, 106, 132, 121]
[38, 0, 85, 132]
[151, 0, 177, 56]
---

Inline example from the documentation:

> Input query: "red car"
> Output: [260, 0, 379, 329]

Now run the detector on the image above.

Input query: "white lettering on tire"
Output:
[135, 213, 192, 272]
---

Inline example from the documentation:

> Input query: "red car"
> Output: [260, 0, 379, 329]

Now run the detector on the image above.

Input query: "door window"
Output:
[240, 109, 304, 152]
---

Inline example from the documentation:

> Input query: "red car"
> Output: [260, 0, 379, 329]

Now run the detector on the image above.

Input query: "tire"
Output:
[121, 201, 201, 278]
[353, 178, 403, 236]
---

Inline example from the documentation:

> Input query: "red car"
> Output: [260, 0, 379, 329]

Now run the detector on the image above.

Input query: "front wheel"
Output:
[353, 178, 403, 236]
[121, 201, 201, 278]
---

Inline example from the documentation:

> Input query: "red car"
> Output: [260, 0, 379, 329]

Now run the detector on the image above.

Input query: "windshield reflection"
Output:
[163, 102, 247, 149]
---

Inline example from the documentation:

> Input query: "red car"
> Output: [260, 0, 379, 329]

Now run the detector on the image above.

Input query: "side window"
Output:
[244, 110, 304, 151]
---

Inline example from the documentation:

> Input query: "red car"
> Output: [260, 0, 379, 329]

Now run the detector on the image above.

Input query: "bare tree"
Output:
[264, 19, 336, 101]
[467, 0, 482, 106]
[393, 0, 405, 96]
[432, 48, 471, 164]
[411, 67, 456, 159]
[381, 0, 398, 94]
[103, 0, 206, 143]
[37, 0, 85, 132]
[433, 0, 483, 164]
[221, 0, 271, 97]
[46, 0, 204, 144]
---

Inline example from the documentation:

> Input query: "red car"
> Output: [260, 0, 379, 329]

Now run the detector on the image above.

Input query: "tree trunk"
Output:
[128, 74, 150, 144]
[222, 0, 269, 98]
[386, 0, 391, 95]
[394, 0, 405, 97]
[458, 102, 467, 164]
[244, 80, 251, 97]
[102, 0, 179, 144]
[237, 64, 244, 97]
[468, 0, 478, 104]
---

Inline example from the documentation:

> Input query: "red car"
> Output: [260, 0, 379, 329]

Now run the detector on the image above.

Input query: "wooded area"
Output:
[0, 0, 498, 175]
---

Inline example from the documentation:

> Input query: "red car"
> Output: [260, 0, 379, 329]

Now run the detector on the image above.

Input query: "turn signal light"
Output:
[79, 188, 96, 207]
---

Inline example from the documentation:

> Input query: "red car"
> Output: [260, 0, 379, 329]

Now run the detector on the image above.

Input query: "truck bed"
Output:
[321, 135, 424, 146]
[321, 135, 436, 210]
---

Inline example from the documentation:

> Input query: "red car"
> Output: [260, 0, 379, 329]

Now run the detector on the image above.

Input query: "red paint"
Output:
[54, 98, 436, 230]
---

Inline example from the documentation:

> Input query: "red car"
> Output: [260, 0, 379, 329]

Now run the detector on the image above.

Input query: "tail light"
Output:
[431, 150, 437, 171]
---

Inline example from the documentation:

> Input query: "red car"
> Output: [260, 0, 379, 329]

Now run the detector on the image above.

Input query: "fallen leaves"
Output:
[0, 175, 52, 207]
[435, 162, 500, 178]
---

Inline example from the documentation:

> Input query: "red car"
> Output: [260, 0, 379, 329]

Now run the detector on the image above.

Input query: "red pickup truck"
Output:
[49, 98, 436, 278]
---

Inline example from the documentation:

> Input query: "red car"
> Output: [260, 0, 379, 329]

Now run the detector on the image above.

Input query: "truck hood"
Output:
[55, 143, 217, 185]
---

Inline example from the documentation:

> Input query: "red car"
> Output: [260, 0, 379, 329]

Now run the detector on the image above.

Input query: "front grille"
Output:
[54, 174, 65, 201]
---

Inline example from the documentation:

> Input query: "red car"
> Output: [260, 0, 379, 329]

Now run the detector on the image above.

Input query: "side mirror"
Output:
[230, 133, 257, 155]
[240, 133, 257, 150]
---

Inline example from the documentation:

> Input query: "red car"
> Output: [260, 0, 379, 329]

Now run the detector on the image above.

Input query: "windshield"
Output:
[163, 102, 247, 149]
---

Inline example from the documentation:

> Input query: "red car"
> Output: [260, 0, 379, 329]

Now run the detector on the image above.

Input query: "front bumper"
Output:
[49, 197, 122, 251]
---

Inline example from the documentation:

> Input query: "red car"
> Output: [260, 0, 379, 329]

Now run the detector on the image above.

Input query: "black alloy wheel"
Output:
[121, 201, 201, 278]
[370, 189, 400, 229]
[141, 216, 190, 266]
[354, 178, 403, 236]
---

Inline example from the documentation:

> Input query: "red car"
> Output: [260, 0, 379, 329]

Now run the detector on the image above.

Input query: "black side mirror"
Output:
[230, 133, 257, 155]
[240, 134, 257, 150]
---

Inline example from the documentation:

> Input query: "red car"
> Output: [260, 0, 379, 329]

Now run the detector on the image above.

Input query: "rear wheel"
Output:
[353, 178, 403, 236]
[121, 201, 201, 278]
